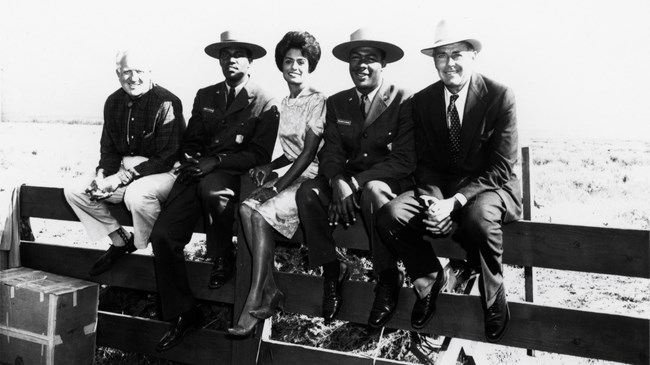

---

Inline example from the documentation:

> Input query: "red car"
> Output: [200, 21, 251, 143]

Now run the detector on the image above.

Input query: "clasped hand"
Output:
[176, 153, 218, 183]
[249, 164, 273, 187]
[421, 195, 455, 235]
[328, 177, 359, 227]
[85, 171, 130, 201]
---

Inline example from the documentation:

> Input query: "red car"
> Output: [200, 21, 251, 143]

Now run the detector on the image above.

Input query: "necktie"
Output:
[226, 87, 236, 110]
[360, 94, 369, 119]
[448, 94, 461, 163]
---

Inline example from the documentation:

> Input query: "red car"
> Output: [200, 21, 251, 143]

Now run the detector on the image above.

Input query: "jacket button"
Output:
[363, 153, 368, 157]
[363, 132, 368, 138]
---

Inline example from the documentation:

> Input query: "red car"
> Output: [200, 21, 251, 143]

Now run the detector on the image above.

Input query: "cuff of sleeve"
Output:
[454, 193, 467, 207]
[348, 176, 360, 192]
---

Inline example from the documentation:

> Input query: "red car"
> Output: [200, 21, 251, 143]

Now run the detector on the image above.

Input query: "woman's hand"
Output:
[248, 186, 278, 203]
[249, 164, 273, 186]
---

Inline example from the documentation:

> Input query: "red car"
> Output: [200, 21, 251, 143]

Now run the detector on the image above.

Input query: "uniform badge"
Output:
[203, 107, 215, 113]
[236, 134, 244, 144]
[337, 119, 352, 126]
[387, 143, 393, 151]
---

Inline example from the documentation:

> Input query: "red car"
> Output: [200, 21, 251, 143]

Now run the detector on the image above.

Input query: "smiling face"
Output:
[348, 46, 385, 94]
[219, 46, 252, 86]
[433, 41, 477, 94]
[116, 53, 152, 98]
[282, 48, 310, 87]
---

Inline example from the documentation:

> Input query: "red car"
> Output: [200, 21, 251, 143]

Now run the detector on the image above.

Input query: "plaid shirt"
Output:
[98, 85, 185, 177]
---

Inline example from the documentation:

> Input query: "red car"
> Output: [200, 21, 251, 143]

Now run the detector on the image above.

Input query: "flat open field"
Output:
[1, 121, 648, 364]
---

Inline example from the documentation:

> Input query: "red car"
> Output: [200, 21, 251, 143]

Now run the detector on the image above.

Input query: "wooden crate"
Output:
[0, 267, 98, 365]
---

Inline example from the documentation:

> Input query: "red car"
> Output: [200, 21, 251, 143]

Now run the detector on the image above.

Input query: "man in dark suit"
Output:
[296, 29, 415, 329]
[151, 30, 279, 352]
[376, 19, 522, 342]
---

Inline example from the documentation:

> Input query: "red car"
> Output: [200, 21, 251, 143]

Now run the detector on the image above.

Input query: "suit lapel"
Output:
[215, 83, 228, 113]
[344, 88, 365, 128]
[428, 83, 454, 162]
[363, 82, 392, 129]
[458, 73, 487, 162]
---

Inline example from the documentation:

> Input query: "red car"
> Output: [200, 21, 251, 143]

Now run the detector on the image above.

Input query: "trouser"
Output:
[64, 170, 176, 249]
[296, 175, 400, 276]
[376, 189, 507, 308]
[150, 170, 240, 320]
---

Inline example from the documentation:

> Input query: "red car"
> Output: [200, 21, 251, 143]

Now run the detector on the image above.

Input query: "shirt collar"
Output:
[225, 76, 249, 97]
[356, 79, 383, 104]
[443, 77, 470, 104]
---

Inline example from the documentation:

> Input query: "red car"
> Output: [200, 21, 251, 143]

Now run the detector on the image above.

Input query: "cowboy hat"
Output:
[421, 19, 482, 57]
[332, 28, 404, 63]
[205, 30, 267, 59]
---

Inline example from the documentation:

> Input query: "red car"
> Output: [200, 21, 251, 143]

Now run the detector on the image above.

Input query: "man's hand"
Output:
[421, 195, 456, 235]
[249, 164, 273, 186]
[328, 176, 359, 227]
[177, 155, 219, 183]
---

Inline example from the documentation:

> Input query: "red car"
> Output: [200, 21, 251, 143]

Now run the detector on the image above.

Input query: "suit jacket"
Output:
[413, 73, 522, 221]
[319, 81, 415, 188]
[182, 79, 280, 175]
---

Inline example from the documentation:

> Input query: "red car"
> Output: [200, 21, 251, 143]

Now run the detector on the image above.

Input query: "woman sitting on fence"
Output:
[228, 30, 326, 336]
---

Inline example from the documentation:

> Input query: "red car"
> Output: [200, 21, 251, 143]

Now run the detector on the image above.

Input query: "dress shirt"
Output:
[443, 80, 471, 207]
[225, 77, 248, 99]
[355, 81, 382, 108]
[443, 80, 470, 127]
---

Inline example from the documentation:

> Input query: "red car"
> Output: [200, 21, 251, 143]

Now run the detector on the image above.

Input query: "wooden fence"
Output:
[3, 147, 649, 364]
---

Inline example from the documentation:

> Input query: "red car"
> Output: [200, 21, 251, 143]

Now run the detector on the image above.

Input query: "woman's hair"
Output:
[275, 31, 321, 73]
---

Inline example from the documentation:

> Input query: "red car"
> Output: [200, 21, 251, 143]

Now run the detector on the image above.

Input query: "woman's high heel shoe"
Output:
[249, 290, 285, 319]
[227, 314, 259, 337]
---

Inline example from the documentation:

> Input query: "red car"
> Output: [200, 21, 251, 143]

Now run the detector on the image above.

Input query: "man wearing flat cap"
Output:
[296, 28, 415, 329]
[377, 19, 521, 342]
[151, 30, 279, 352]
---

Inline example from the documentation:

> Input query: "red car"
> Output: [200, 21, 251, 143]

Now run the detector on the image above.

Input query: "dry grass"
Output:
[1, 121, 648, 364]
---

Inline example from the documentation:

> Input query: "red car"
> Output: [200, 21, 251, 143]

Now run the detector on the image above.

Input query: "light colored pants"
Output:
[64, 167, 176, 249]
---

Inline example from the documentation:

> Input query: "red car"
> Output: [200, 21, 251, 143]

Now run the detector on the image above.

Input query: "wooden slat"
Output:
[16, 242, 649, 363]
[97, 311, 232, 365]
[274, 271, 648, 364]
[19, 242, 236, 304]
[502, 221, 650, 278]
[19, 185, 203, 231]
[258, 339, 415, 365]
[20, 186, 650, 278]
[428, 221, 650, 278]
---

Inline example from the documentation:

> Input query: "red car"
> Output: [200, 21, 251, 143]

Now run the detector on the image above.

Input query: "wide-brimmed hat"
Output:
[421, 19, 482, 57]
[332, 28, 404, 63]
[205, 30, 267, 59]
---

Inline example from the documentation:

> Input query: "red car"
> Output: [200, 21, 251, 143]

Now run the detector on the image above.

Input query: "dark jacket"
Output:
[182, 79, 279, 175]
[318, 81, 415, 188]
[413, 73, 522, 221]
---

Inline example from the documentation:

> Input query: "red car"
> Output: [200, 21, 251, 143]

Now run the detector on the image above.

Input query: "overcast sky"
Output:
[1, 0, 649, 141]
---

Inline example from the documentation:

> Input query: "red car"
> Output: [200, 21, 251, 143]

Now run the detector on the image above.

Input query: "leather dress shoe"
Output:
[208, 251, 235, 289]
[368, 270, 404, 329]
[411, 270, 447, 329]
[156, 308, 203, 352]
[484, 285, 510, 343]
[88, 235, 136, 276]
[322, 263, 350, 321]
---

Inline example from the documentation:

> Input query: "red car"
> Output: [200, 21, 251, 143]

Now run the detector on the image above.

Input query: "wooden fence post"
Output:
[521, 146, 536, 357]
